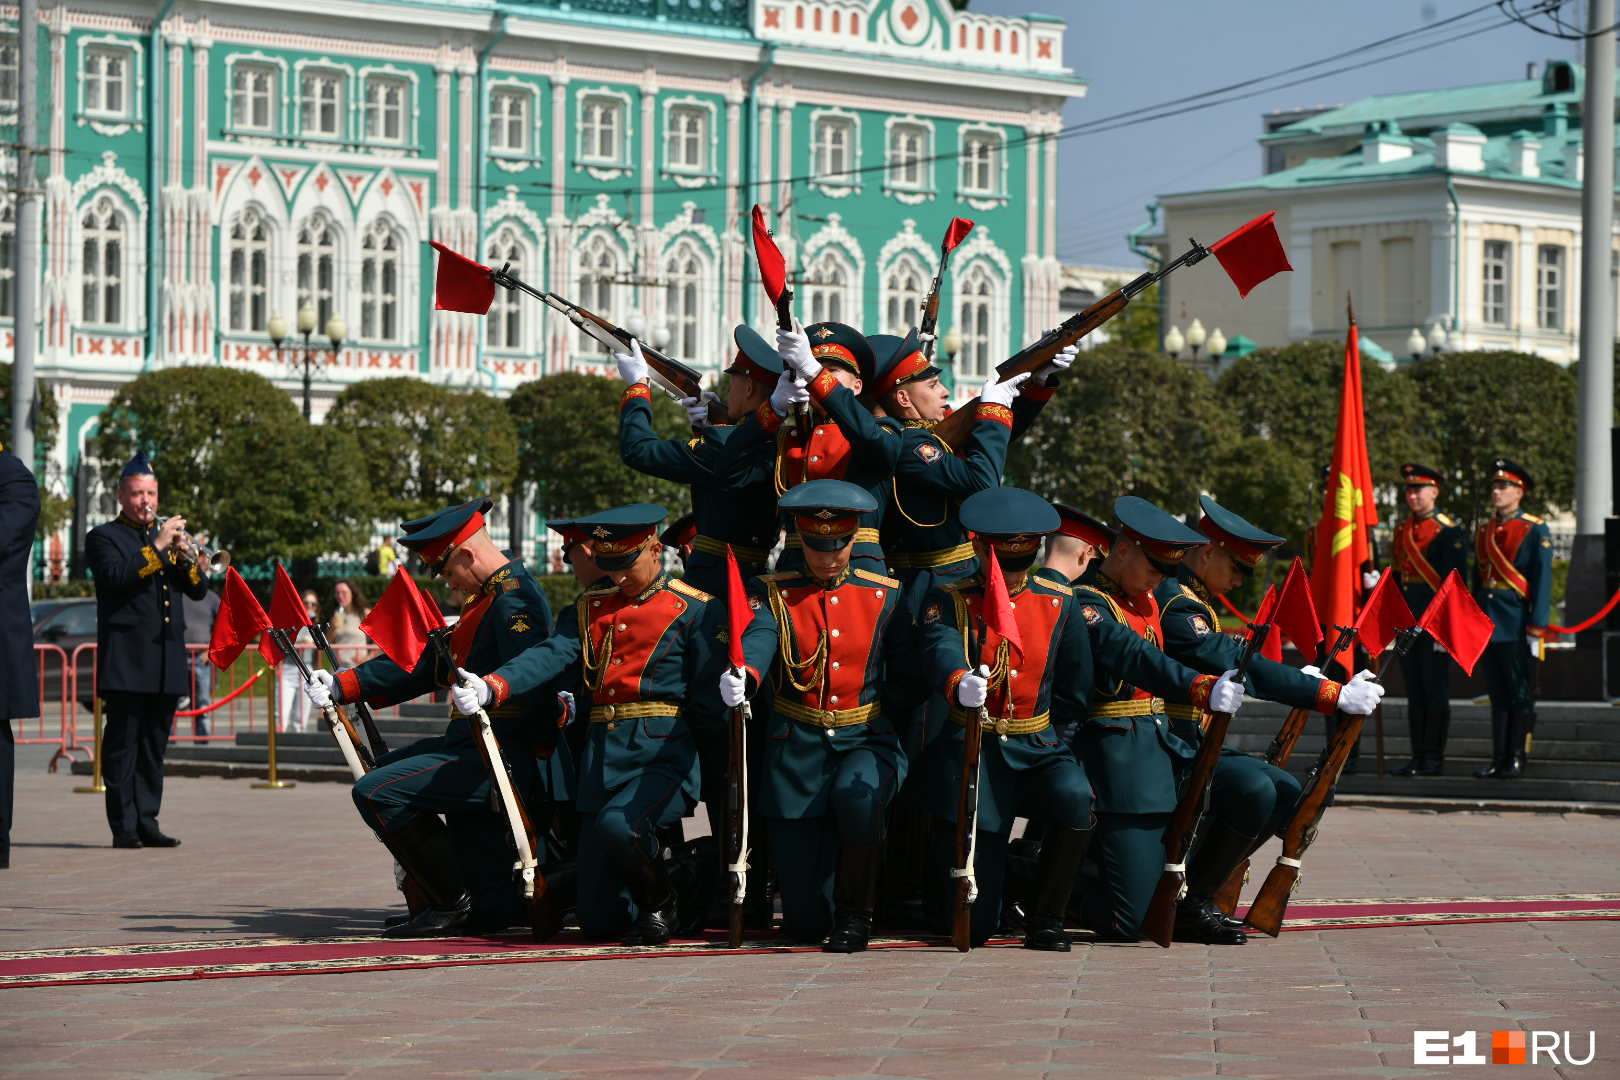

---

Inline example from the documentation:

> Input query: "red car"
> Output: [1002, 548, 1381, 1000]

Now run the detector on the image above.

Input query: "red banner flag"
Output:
[982, 545, 1023, 665]
[429, 241, 496, 315]
[942, 217, 975, 252]
[724, 545, 749, 672]
[1311, 311, 1376, 632]
[1251, 586, 1284, 663]
[1418, 571, 1494, 677]
[1210, 211, 1293, 298]
[361, 568, 446, 672]
[750, 206, 787, 305]
[1274, 557, 1323, 656]
[1352, 570, 1416, 657]
[259, 562, 314, 666]
[210, 567, 272, 671]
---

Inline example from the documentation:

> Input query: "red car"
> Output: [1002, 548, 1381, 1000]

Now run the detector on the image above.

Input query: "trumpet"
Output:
[156, 516, 232, 571]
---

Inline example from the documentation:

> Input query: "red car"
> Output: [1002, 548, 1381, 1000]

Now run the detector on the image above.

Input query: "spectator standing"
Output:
[328, 579, 368, 663]
[180, 579, 221, 736]
[276, 590, 320, 734]
[376, 538, 396, 577]
[0, 443, 41, 870]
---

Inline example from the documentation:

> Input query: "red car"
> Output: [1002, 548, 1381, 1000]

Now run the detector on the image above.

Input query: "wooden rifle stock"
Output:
[725, 680, 750, 948]
[950, 622, 987, 952]
[309, 622, 387, 761]
[1142, 625, 1269, 948]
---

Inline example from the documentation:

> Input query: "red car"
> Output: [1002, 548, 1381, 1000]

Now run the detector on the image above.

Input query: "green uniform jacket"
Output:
[737, 566, 913, 819]
[1472, 508, 1553, 642]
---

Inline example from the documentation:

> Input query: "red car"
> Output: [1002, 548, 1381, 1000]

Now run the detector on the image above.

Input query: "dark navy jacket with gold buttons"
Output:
[86, 513, 210, 696]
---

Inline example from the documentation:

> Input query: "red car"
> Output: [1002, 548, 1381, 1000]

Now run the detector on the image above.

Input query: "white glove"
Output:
[1336, 670, 1385, 716]
[777, 322, 819, 381]
[719, 668, 749, 708]
[1034, 342, 1078, 381]
[681, 393, 718, 426]
[302, 669, 337, 710]
[556, 690, 575, 726]
[956, 665, 990, 709]
[1299, 665, 1322, 679]
[769, 370, 809, 416]
[450, 667, 491, 714]
[1526, 633, 1541, 655]
[1209, 668, 1246, 714]
[1362, 569, 1381, 591]
[613, 337, 648, 385]
[979, 371, 1031, 410]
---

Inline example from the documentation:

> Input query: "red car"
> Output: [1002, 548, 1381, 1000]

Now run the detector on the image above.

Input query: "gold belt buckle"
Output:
[600, 704, 615, 721]
[993, 717, 1009, 735]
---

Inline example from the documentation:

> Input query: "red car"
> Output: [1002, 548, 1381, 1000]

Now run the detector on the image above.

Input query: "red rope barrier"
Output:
[174, 668, 265, 717]
[1215, 592, 1254, 624]
[1545, 585, 1620, 635]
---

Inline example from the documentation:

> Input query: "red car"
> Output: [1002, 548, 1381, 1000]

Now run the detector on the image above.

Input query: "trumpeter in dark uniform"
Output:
[724, 479, 914, 951]
[0, 441, 40, 869]
[1068, 496, 1248, 942]
[615, 328, 782, 594]
[1382, 462, 1470, 775]
[85, 452, 211, 849]
[716, 322, 899, 572]
[1471, 458, 1552, 779]
[915, 487, 1099, 951]
[1154, 495, 1383, 943]
[303, 498, 567, 937]
[454, 504, 723, 945]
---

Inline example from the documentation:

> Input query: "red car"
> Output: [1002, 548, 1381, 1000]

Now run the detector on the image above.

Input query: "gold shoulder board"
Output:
[1522, 513, 1544, 525]
[1035, 577, 1072, 596]
[669, 578, 714, 602]
[758, 571, 801, 583]
[1435, 512, 1454, 527]
[854, 568, 900, 588]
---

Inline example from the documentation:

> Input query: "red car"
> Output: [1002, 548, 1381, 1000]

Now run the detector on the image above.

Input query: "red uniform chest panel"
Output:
[1487, 518, 1530, 561]
[583, 587, 687, 702]
[451, 592, 493, 666]
[966, 588, 1065, 717]
[1117, 592, 1164, 701]
[781, 580, 890, 708]
[780, 422, 853, 485]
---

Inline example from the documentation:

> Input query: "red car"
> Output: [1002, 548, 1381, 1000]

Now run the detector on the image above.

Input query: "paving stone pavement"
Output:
[2, 758, 1617, 1078]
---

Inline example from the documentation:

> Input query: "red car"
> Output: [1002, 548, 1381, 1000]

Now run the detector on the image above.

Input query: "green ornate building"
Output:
[3, 0, 1079, 564]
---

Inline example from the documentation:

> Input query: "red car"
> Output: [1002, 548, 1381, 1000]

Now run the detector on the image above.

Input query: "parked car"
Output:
[32, 598, 97, 706]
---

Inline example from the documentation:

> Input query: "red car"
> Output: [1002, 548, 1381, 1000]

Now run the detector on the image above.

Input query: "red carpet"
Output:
[4, 893, 1616, 989]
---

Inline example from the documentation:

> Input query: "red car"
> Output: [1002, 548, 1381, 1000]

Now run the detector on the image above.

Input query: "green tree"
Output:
[214, 421, 374, 562]
[1004, 342, 1233, 517]
[1096, 279, 1161, 353]
[507, 372, 690, 521]
[1210, 341, 1431, 545]
[325, 377, 519, 522]
[1408, 350, 1577, 530]
[0, 361, 69, 536]
[91, 366, 301, 526]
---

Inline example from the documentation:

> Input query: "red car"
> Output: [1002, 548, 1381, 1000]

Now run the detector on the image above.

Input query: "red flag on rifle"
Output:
[362, 568, 447, 672]
[210, 567, 271, 670]
[1418, 571, 1494, 677]
[942, 217, 975, 252]
[1210, 211, 1293, 298]
[750, 206, 787, 306]
[1273, 556, 1323, 656]
[1352, 570, 1416, 658]
[724, 545, 749, 672]
[982, 545, 1023, 665]
[259, 562, 313, 666]
[429, 241, 496, 314]
[1251, 586, 1284, 663]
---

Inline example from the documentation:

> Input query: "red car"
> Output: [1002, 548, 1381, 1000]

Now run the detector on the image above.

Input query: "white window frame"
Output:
[485, 225, 529, 352]
[489, 84, 535, 158]
[1536, 244, 1564, 331]
[226, 206, 273, 335]
[298, 67, 347, 141]
[226, 54, 287, 135]
[954, 262, 999, 380]
[577, 91, 629, 167]
[80, 193, 129, 328]
[884, 118, 933, 196]
[958, 125, 1006, 200]
[805, 249, 854, 326]
[359, 218, 404, 344]
[362, 73, 409, 147]
[1482, 239, 1511, 326]
[663, 239, 706, 361]
[296, 212, 342, 334]
[662, 98, 716, 179]
[882, 253, 929, 335]
[0, 36, 18, 113]
[810, 110, 860, 193]
[79, 39, 140, 125]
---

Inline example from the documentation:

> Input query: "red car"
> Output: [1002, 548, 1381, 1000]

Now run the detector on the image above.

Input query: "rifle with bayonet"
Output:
[930, 238, 1211, 452]
[950, 618, 988, 953]
[1142, 623, 1270, 948]
[1244, 627, 1421, 937]
[917, 217, 974, 361]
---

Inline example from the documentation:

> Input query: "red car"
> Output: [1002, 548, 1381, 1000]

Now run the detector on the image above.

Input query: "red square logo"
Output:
[1492, 1030, 1526, 1065]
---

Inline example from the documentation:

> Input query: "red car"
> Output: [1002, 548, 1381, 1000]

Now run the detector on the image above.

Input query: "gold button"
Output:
[829, 596, 838, 605]
[164, 600, 171, 607]
[164, 616, 171, 623]
[601, 705, 615, 721]
[607, 722, 616, 731]
[829, 695, 839, 704]
[831, 661, 840, 670]
[830, 628, 840, 638]
[994, 718, 1009, 735]
[1010, 669, 1018, 677]
[617, 623, 627, 631]
[606, 688, 616, 697]
[809, 456, 819, 463]
[875, 590, 883, 598]
[612, 657, 622, 665]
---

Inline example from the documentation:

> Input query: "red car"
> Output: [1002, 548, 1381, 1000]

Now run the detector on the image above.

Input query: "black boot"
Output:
[1475, 709, 1510, 778]
[1023, 825, 1091, 952]
[825, 843, 882, 953]
[1498, 709, 1532, 779]
[1175, 819, 1258, 945]
[1390, 758, 1421, 777]
[622, 848, 679, 946]
[378, 816, 473, 939]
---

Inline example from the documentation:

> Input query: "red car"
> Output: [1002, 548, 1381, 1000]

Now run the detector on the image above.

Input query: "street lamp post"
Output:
[325, 315, 347, 409]
[1407, 327, 1427, 362]
[1206, 327, 1227, 372]
[1426, 323, 1448, 356]
[1185, 318, 1207, 365]
[295, 304, 318, 420]
[268, 312, 289, 375]
[940, 329, 962, 395]
[1163, 324, 1185, 361]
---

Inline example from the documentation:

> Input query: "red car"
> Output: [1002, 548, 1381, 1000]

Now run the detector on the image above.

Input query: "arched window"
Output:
[359, 219, 402, 342]
[955, 264, 996, 379]
[485, 226, 526, 350]
[887, 123, 929, 190]
[883, 253, 928, 334]
[575, 234, 620, 348]
[81, 195, 127, 327]
[296, 212, 339, 332]
[226, 207, 271, 333]
[664, 241, 703, 360]
[805, 251, 851, 325]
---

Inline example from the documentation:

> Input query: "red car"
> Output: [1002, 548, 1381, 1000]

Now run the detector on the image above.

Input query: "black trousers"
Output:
[1399, 635, 1452, 763]
[1, 713, 14, 863]
[101, 692, 179, 838]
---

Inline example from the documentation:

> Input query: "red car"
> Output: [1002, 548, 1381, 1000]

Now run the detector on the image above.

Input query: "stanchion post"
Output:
[72, 695, 105, 794]
[252, 645, 295, 791]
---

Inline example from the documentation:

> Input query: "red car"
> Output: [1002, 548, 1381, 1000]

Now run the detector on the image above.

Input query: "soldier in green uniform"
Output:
[722, 480, 915, 951]
[1068, 497, 1249, 943]
[303, 499, 567, 937]
[1471, 458, 1553, 779]
[1379, 463, 1470, 776]
[1040, 505, 1112, 590]
[716, 322, 899, 573]
[451, 505, 723, 945]
[1154, 495, 1383, 943]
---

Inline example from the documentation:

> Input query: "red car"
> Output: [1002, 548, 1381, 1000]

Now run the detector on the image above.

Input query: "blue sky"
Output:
[975, 0, 1594, 267]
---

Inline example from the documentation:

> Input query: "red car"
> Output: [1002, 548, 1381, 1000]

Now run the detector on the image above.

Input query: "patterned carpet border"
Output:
[3, 894, 1616, 989]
